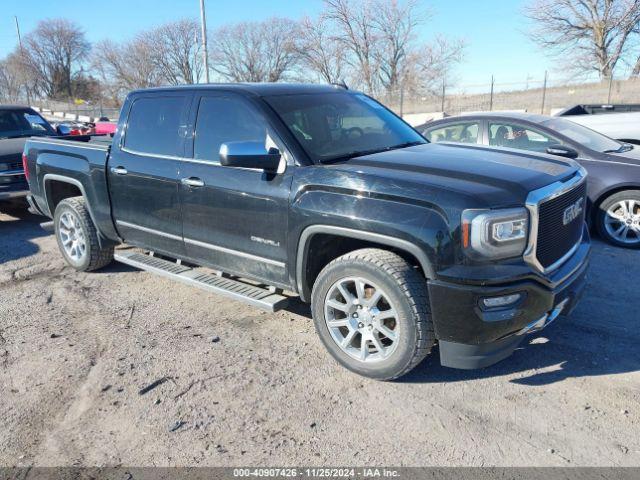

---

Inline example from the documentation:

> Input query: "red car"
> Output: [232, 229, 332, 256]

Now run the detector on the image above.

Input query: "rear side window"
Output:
[125, 96, 187, 156]
[193, 95, 269, 164]
[489, 122, 559, 152]
[425, 122, 479, 144]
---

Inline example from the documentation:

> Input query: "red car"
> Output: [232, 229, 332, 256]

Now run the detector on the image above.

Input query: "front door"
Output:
[179, 93, 293, 287]
[108, 93, 192, 255]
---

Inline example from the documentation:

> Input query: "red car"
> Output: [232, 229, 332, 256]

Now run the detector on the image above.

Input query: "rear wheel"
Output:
[311, 248, 434, 381]
[596, 190, 640, 248]
[54, 197, 114, 271]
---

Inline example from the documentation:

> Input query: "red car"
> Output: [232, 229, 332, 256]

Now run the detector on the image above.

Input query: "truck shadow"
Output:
[0, 201, 50, 264]
[401, 318, 640, 385]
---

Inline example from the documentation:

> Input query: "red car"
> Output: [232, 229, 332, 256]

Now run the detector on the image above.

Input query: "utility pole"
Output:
[14, 16, 31, 105]
[199, 0, 210, 83]
[489, 75, 495, 111]
[541, 70, 548, 114]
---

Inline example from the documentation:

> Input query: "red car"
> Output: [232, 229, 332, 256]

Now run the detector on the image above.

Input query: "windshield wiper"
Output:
[321, 140, 425, 164]
[604, 143, 633, 153]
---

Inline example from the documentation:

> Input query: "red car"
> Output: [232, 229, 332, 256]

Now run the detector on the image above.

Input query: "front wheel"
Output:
[596, 190, 640, 248]
[54, 197, 114, 271]
[311, 248, 434, 381]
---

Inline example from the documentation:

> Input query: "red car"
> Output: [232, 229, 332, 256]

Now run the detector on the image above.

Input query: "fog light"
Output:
[482, 293, 522, 309]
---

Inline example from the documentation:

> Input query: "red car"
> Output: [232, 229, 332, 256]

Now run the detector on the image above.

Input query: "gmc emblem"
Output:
[563, 198, 584, 225]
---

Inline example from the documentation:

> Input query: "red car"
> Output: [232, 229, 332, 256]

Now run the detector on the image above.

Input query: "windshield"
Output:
[542, 117, 622, 153]
[0, 109, 55, 139]
[264, 92, 425, 163]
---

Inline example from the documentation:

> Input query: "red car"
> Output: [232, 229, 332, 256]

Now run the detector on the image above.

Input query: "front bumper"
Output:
[0, 182, 29, 201]
[428, 228, 590, 369]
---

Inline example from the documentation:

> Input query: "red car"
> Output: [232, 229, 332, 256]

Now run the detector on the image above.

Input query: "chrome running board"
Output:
[114, 250, 289, 312]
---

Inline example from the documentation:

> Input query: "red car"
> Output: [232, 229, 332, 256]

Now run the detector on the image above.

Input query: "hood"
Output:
[0, 137, 28, 163]
[326, 143, 580, 208]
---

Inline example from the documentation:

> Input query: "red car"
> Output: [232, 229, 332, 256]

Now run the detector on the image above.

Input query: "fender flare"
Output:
[43, 174, 108, 244]
[295, 225, 436, 302]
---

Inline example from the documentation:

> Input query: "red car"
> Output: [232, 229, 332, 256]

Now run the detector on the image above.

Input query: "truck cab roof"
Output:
[129, 83, 350, 98]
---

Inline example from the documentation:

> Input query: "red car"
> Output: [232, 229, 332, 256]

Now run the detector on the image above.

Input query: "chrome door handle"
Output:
[111, 166, 128, 175]
[181, 177, 205, 188]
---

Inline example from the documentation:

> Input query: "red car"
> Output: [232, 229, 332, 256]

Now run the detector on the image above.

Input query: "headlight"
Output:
[462, 208, 529, 260]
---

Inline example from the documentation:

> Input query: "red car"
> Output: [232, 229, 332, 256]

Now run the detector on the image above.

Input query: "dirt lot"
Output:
[1, 202, 639, 467]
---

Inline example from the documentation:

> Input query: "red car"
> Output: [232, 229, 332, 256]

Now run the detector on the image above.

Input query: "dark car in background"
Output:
[0, 105, 58, 203]
[418, 113, 640, 248]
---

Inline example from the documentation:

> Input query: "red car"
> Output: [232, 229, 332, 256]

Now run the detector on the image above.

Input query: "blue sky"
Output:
[0, 0, 554, 89]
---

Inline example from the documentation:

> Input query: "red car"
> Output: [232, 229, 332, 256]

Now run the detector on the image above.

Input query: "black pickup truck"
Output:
[24, 84, 590, 380]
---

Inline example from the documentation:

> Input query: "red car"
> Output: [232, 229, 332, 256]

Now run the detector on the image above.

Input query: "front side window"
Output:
[264, 92, 425, 163]
[424, 122, 479, 144]
[125, 96, 188, 157]
[489, 122, 559, 152]
[193, 95, 270, 164]
[0, 109, 55, 139]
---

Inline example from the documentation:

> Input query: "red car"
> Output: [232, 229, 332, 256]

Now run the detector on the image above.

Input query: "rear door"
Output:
[179, 92, 293, 287]
[108, 92, 192, 255]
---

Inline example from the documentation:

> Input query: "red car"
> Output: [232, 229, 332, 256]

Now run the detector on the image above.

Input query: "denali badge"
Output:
[562, 198, 584, 225]
[251, 236, 281, 247]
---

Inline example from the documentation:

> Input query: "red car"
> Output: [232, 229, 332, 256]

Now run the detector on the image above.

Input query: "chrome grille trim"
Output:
[523, 168, 587, 274]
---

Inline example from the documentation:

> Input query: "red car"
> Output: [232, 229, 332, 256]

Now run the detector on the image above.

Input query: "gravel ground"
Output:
[1, 202, 639, 467]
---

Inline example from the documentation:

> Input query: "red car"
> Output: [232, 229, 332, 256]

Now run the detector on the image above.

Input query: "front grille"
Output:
[0, 161, 22, 171]
[536, 181, 587, 269]
[0, 161, 26, 184]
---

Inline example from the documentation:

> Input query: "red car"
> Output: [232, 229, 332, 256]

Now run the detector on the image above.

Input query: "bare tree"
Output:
[373, 0, 427, 94]
[23, 19, 91, 99]
[631, 23, 640, 76]
[0, 51, 38, 102]
[526, 0, 640, 79]
[210, 18, 300, 82]
[409, 36, 465, 95]
[146, 19, 203, 85]
[92, 38, 164, 102]
[323, 0, 379, 93]
[297, 16, 347, 83]
[321, 0, 464, 97]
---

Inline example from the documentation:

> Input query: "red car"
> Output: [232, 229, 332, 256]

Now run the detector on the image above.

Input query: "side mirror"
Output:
[546, 144, 579, 159]
[219, 141, 282, 173]
[56, 124, 72, 136]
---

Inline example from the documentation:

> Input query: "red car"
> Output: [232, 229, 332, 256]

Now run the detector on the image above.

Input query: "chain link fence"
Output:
[379, 75, 640, 123]
[4, 75, 640, 124]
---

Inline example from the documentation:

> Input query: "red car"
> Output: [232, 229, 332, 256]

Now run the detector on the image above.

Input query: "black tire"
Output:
[595, 190, 640, 249]
[54, 196, 114, 271]
[311, 248, 435, 381]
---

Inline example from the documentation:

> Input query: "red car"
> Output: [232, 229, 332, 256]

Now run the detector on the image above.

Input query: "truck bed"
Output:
[24, 135, 119, 243]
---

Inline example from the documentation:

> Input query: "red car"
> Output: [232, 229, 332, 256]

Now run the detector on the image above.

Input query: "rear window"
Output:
[124, 96, 188, 157]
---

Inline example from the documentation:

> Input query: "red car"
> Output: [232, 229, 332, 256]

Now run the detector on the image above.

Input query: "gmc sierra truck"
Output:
[23, 84, 590, 380]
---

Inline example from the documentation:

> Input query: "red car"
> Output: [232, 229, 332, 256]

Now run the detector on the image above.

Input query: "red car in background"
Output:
[94, 120, 117, 135]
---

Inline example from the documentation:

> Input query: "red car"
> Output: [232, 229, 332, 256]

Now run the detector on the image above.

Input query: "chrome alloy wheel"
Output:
[58, 211, 87, 263]
[324, 277, 399, 363]
[604, 199, 640, 245]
